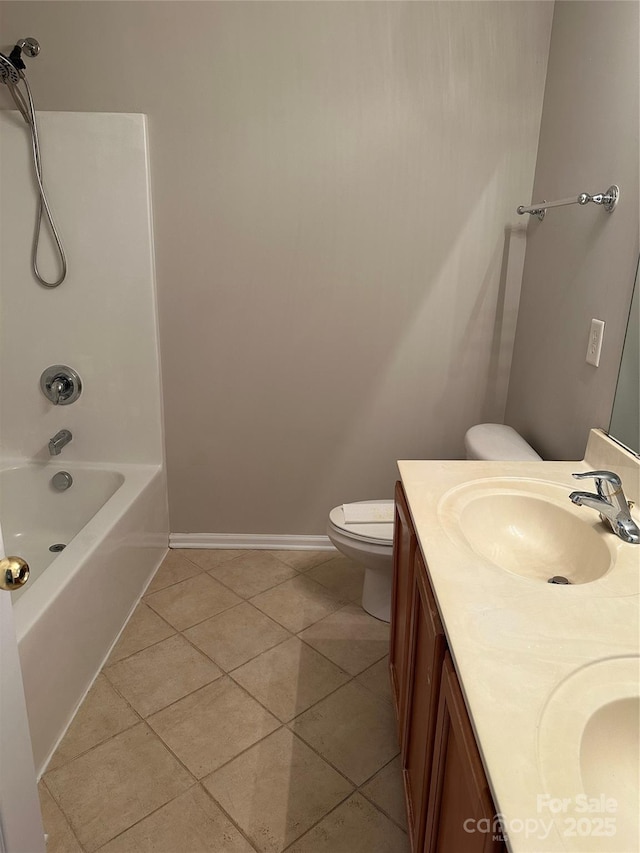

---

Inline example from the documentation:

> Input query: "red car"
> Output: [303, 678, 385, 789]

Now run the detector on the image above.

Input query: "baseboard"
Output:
[169, 533, 336, 551]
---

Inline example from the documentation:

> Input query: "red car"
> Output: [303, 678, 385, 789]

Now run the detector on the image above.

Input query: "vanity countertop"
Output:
[397, 429, 639, 853]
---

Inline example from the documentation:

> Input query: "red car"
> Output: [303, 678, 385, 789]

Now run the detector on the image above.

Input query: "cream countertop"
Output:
[397, 429, 639, 853]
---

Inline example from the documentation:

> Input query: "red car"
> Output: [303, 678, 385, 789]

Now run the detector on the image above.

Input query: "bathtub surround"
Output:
[0, 112, 164, 465]
[0, 112, 169, 775]
[0, 1, 554, 535]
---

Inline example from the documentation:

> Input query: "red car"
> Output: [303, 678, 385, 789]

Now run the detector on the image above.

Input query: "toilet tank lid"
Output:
[465, 423, 542, 461]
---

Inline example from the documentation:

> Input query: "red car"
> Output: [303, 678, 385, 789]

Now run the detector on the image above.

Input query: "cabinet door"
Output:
[389, 480, 417, 737]
[424, 653, 506, 853]
[402, 548, 447, 851]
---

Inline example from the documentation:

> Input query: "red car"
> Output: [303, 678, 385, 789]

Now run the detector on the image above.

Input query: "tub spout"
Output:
[49, 429, 72, 456]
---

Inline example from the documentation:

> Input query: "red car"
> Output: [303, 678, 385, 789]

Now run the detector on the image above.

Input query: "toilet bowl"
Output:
[326, 501, 394, 622]
[327, 424, 541, 624]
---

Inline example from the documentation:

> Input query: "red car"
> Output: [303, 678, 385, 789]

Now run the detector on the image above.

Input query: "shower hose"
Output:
[7, 73, 67, 288]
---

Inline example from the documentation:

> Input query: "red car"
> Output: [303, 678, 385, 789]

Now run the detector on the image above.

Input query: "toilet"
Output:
[327, 500, 395, 622]
[326, 423, 541, 623]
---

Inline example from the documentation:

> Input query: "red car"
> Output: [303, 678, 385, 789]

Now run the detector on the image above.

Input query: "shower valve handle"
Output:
[40, 365, 82, 406]
[49, 377, 67, 404]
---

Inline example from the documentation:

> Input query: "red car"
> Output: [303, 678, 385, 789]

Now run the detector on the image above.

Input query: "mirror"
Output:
[609, 258, 640, 456]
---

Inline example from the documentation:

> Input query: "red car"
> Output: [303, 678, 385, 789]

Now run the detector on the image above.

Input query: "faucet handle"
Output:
[572, 470, 622, 494]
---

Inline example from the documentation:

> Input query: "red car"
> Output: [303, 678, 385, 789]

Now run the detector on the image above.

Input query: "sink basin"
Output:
[537, 657, 640, 852]
[438, 480, 614, 583]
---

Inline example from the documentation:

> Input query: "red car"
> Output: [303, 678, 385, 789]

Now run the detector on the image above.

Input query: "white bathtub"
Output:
[1, 460, 168, 776]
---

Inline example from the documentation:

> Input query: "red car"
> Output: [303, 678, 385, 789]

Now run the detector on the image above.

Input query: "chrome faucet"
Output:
[48, 428, 72, 456]
[570, 470, 639, 544]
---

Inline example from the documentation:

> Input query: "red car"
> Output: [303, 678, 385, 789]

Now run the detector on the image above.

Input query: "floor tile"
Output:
[106, 602, 176, 666]
[286, 793, 409, 853]
[145, 572, 242, 630]
[355, 655, 393, 706]
[181, 548, 245, 571]
[185, 602, 290, 672]
[290, 681, 399, 786]
[251, 575, 345, 634]
[144, 549, 202, 595]
[267, 550, 336, 572]
[360, 756, 408, 830]
[305, 556, 365, 601]
[47, 674, 139, 772]
[147, 677, 280, 778]
[298, 604, 389, 676]
[97, 785, 255, 853]
[105, 634, 223, 717]
[44, 723, 193, 852]
[203, 728, 352, 853]
[206, 551, 298, 599]
[39, 782, 83, 853]
[38, 550, 408, 853]
[231, 636, 349, 722]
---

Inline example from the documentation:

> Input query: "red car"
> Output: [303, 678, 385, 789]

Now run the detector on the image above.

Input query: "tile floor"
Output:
[39, 549, 410, 853]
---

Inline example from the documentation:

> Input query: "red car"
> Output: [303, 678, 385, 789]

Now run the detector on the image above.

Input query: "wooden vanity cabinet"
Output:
[391, 482, 506, 853]
[390, 479, 417, 739]
[401, 546, 447, 850]
[425, 652, 506, 853]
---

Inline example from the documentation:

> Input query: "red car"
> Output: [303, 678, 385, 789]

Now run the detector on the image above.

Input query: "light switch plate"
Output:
[586, 318, 605, 367]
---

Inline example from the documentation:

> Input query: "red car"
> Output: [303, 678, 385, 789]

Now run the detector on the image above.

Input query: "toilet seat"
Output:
[328, 500, 394, 546]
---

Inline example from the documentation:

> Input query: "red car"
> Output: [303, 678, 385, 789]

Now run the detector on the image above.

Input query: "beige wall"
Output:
[505, 1, 639, 461]
[0, 2, 552, 534]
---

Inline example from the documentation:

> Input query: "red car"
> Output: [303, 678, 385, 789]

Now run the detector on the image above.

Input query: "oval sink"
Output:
[457, 494, 612, 583]
[538, 657, 640, 852]
[581, 697, 639, 817]
[438, 481, 614, 583]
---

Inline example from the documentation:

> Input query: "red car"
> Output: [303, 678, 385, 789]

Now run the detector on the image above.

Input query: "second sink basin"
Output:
[537, 656, 640, 852]
[439, 479, 614, 584]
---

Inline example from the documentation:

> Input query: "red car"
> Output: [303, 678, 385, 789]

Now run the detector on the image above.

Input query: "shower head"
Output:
[0, 52, 21, 85]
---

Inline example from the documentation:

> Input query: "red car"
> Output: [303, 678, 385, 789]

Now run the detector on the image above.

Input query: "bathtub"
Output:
[1, 460, 168, 776]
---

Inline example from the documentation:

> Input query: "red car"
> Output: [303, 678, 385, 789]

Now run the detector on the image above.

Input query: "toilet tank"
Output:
[464, 424, 542, 461]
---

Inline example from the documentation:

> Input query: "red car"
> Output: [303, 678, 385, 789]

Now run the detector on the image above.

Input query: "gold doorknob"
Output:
[0, 556, 30, 591]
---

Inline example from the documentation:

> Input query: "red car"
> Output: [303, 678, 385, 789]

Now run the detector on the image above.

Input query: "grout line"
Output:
[88, 780, 263, 853]
[89, 784, 200, 852]
[181, 613, 296, 673]
[294, 630, 389, 681]
[137, 718, 201, 784]
[225, 657, 351, 726]
[145, 548, 356, 635]
[282, 787, 356, 852]
[40, 776, 87, 852]
[357, 754, 409, 834]
[142, 559, 206, 597]
[42, 674, 147, 776]
[103, 628, 179, 669]
[196, 782, 262, 853]
[278, 791, 357, 851]
[143, 589, 240, 631]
